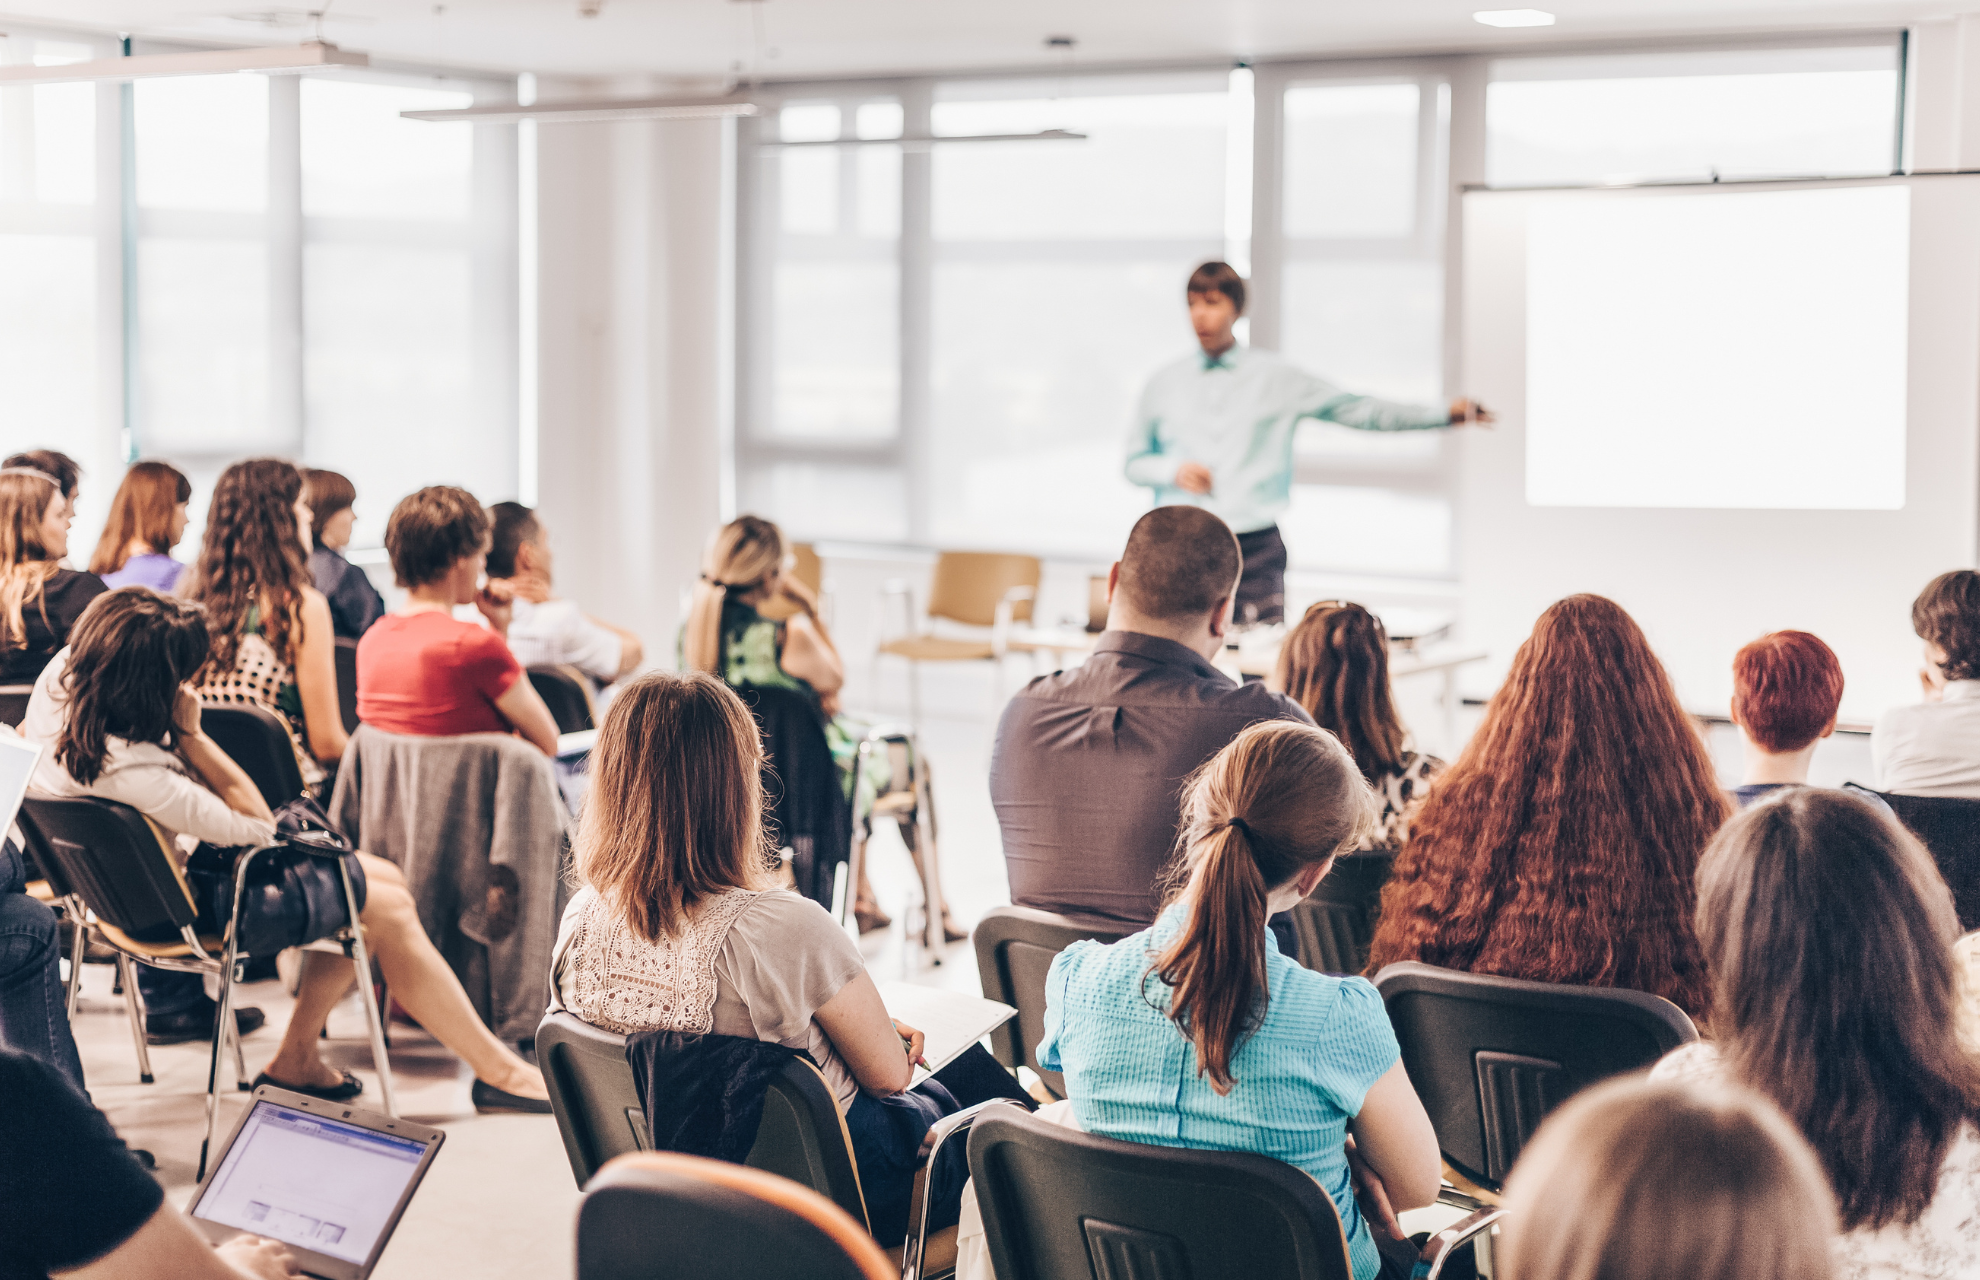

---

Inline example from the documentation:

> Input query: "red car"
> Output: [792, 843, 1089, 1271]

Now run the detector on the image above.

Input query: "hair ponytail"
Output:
[683, 515, 785, 674]
[1152, 720, 1375, 1094]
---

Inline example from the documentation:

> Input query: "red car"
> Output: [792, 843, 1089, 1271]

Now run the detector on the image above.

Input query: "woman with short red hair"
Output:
[1365, 594, 1728, 1018]
[1730, 630, 1845, 808]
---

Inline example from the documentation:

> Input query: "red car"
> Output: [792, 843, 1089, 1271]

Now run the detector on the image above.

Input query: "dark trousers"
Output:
[842, 1044, 1034, 1248]
[0, 838, 86, 1094]
[1235, 526, 1288, 627]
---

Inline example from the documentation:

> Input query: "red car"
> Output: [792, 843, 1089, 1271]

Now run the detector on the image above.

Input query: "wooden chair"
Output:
[877, 552, 1040, 724]
[842, 725, 952, 954]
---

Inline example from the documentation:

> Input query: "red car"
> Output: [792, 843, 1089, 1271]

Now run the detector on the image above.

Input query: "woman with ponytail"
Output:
[1037, 719, 1442, 1280]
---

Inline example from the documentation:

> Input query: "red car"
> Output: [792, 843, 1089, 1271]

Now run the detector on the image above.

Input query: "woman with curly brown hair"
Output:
[1365, 593, 1728, 1018]
[182, 459, 347, 784]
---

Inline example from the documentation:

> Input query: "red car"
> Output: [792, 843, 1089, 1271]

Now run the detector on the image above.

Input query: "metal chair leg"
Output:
[200, 951, 237, 1183]
[64, 898, 86, 1018]
[341, 856, 396, 1118]
[117, 954, 153, 1084]
[912, 753, 949, 953]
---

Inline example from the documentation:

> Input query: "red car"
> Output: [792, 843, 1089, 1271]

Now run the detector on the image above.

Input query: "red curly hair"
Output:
[1366, 594, 1728, 1017]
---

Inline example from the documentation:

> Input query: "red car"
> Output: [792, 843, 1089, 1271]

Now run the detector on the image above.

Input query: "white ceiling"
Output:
[0, 0, 1958, 83]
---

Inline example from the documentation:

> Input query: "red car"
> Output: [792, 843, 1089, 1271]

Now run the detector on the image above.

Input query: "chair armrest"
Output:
[990, 586, 1035, 657]
[902, 1098, 1028, 1280]
[1417, 1207, 1503, 1280]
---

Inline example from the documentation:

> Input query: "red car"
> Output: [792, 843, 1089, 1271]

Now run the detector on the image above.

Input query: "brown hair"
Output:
[1186, 261, 1247, 315]
[683, 516, 785, 675]
[3, 450, 79, 500]
[0, 469, 63, 655]
[1698, 788, 1980, 1230]
[1499, 1076, 1836, 1280]
[573, 670, 775, 942]
[1912, 570, 1980, 682]
[1273, 601, 1406, 779]
[384, 485, 488, 589]
[88, 461, 191, 575]
[184, 459, 311, 677]
[56, 589, 212, 787]
[1150, 720, 1374, 1093]
[302, 469, 357, 551]
[486, 501, 540, 580]
[1115, 506, 1241, 624]
[1366, 594, 1728, 1017]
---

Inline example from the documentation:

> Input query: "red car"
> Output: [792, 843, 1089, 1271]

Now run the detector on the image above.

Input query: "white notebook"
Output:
[878, 980, 1017, 1085]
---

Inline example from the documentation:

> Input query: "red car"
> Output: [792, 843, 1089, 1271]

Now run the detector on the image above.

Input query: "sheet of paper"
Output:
[878, 980, 1016, 1084]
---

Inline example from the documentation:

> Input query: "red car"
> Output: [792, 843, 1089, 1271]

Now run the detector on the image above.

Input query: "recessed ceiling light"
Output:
[1474, 8, 1556, 26]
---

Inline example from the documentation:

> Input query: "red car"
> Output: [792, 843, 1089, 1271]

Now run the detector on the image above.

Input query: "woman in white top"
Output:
[1873, 570, 1980, 797]
[548, 670, 1028, 1247]
[24, 587, 547, 1111]
[1651, 787, 1980, 1280]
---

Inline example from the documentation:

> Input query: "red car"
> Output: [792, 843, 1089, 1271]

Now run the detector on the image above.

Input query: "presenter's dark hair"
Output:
[1116, 506, 1241, 623]
[485, 501, 540, 580]
[1912, 569, 1980, 681]
[1186, 261, 1247, 315]
[56, 588, 211, 787]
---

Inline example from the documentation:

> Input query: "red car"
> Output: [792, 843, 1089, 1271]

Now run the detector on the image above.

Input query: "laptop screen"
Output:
[0, 734, 40, 838]
[191, 1100, 432, 1265]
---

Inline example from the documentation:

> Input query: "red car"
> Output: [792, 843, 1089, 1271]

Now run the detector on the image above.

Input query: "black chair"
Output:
[529, 664, 596, 734]
[0, 683, 31, 727]
[199, 701, 308, 808]
[334, 637, 360, 733]
[1289, 852, 1393, 974]
[1373, 961, 1699, 1193]
[1852, 786, 1980, 931]
[576, 1151, 896, 1280]
[973, 906, 1128, 1099]
[967, 1106, 1356, 1280]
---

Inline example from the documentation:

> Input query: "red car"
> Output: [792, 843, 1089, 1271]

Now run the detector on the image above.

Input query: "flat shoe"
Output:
[253, 1069, 364, 1102]
[855, 902, 893, 934]
[146, 1002, 267, 1046]
[472, 1078, 552, 1114]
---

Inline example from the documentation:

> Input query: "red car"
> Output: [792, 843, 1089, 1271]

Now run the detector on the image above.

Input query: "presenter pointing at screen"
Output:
[1125, 261, 1491, 625]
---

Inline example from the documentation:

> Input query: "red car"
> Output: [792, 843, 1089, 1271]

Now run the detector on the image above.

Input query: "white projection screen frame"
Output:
[1459, 176, 1980, 724]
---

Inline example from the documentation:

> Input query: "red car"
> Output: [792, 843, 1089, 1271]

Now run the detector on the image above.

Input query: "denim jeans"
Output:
[0, 838, 86, 1094]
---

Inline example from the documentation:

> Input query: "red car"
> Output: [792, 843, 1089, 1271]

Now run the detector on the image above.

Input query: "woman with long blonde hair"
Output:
[89, 460, 192, 592]
[0, 465, 106, 684]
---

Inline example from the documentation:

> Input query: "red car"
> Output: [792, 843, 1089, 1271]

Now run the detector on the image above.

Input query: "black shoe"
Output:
[252, 1069, 364, 1102]
[472, 1078, 552, 1115]
[124, 1145, 157, 1171]
[145, 999, 267, 1046]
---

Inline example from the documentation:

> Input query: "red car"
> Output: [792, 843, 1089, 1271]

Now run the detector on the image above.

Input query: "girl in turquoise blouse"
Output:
[1040, 720, 1442, 1280]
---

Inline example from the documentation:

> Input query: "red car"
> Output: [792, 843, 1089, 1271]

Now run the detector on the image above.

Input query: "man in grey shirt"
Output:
[990, 506, 1313, 931]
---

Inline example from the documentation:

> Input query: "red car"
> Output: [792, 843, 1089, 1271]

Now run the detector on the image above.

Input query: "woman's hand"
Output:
[475, 578, 516, 636]
[892, 1018, 928, 1069]
[215, 1233, 302, 1278]
[1345, 1135, 1406, 1241]
[173, 684, 203, 738]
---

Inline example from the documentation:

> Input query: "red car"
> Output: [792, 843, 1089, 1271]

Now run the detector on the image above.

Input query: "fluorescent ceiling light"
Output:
[0, 41, 367, 84]
[402, 97, 758, 124]
[1473, 9, 1556, 26]
[759, 128, 1088, 151]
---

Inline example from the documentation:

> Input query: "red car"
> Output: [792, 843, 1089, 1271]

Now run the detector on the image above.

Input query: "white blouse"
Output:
[1873, 680, 1980, 799]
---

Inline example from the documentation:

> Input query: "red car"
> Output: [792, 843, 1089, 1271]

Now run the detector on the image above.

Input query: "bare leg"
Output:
[259, 951, 357, 1088]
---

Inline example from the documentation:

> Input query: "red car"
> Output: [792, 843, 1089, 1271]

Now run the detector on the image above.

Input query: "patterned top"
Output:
[1040, 903, 1400, 1280]
[557, 886, 763, 1034]
[196, 604, 322, 786]
[1358, 749, 1444, 855]
[1653, 1043, 1980, 1280]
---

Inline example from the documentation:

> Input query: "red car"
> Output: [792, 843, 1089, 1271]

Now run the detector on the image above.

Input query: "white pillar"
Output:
[1907, 18, 1980, 173]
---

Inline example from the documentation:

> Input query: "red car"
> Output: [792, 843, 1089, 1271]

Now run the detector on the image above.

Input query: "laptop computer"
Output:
[0, 733, 41, 842]
[190, 1086, 445, 1280]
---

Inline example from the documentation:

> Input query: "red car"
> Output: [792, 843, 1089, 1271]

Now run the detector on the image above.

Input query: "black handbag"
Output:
[184, 795, 368, 959]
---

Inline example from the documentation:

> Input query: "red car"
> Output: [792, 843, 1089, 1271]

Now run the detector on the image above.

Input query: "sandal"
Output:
[855, 898, 893, 934]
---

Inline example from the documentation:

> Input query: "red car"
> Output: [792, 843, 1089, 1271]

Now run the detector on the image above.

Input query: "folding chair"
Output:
[972, 906, 1128, 1099]
[529, 664, 598, 734]
[334, 637, 360, 733]
[876, 552, 1040, 725]
[1853, 786, 1980, 931]
[199, 701, 309, 809]
[19, 793, 392, 1180]
[0, 683, 31, 727]
[842, 725, 952, 955]
[1288, 852, 1393, 974]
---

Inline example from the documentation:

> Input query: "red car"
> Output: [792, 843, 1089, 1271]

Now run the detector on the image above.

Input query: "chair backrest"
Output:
[968, 1108, 1355, 1280]
[1289, 853, 1394, 975]
[17, 795, 198, 938]
[529, 665, 596, 734]
[1085, 575, 1109, 633]
[789, 542, 824, 597]
[333, 637, 360, 733]
[973, 905, 1129, 1098]
[537, 1011, 869, 1227]
[1863, 788, 1980, 931]
[0, 683, 31, 728]
[577, 1152, 894, 1280]
[200, 702, 307, 809]
[1373, 961, 1700, 1190]
[925, 552, 1039, 628]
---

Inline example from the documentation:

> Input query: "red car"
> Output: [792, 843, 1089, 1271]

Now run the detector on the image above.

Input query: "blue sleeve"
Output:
[1036, 943, 1087, 1073]
[1319, 977, 1401, 1117]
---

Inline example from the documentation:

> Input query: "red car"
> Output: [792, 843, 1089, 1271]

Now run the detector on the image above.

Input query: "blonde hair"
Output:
[0, 468, 63, 655]
[572, 671, 775, 942]
[1499, 1076, 1836, 1280]
[682, 515, 785, 675]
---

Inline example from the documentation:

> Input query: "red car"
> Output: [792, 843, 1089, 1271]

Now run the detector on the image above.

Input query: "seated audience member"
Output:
[302, 469, 385, 640]
[1729, 629, 1846, 807]
[485, 501, 642, 685]
[1875, 570, 1980, 797]
[24, 589, 547, 1108]
[355, 487, 559, 756]
[1366, 595, 1727, 1018]
[0, 1048, 302, 1279]
[548, 671, 1029, 1247]
[0, 828, 86, 1095]
[991, 506, 1311, 930]
[1272, 600, 1442, 853]
[183, 460, 346, 785]
[89, 461, 192, 592]
[1499, 1076, 1836, 1280]
[2, 449, 81, 524]
[0, 465, 106, 685]
[1039, 720, 1440, 1280]
[1655, 788, 1980, 1277]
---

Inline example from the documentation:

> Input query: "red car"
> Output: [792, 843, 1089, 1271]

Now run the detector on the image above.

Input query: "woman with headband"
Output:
[0, 465, 106, 684]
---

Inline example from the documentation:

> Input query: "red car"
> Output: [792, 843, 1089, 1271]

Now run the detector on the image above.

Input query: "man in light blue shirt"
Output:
[1125, 262, 1490, 623]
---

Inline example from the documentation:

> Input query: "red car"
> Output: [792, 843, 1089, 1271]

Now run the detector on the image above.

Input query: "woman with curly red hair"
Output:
[1365, 594, 1729, 1018]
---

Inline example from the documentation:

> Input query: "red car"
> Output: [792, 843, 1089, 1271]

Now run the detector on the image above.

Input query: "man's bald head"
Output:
[1116, 506, 1242, 623]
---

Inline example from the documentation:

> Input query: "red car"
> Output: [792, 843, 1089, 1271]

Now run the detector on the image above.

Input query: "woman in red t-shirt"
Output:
[356, 486, 560, 755]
